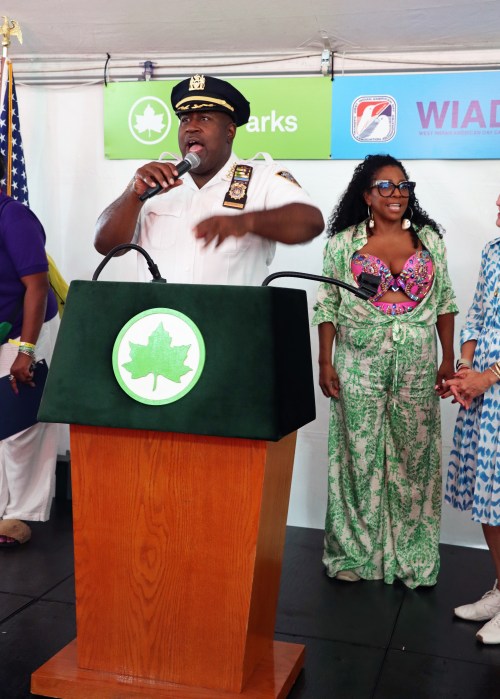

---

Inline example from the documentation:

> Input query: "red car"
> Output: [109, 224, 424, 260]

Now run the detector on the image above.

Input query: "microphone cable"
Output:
[261, 271, 380, 300]
[92, 243, 166, 283]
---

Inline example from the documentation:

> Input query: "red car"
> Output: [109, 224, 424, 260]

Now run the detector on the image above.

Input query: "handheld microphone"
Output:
[139, 152, 201, 202]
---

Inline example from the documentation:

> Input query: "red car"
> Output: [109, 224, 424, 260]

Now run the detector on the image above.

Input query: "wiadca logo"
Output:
[351, 96, 397, 143]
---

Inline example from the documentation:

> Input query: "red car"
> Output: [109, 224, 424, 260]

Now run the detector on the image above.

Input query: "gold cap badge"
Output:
[189, 74, 205, 91]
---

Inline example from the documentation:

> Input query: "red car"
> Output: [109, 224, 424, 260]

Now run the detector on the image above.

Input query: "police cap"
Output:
[171, 74, 250, 127]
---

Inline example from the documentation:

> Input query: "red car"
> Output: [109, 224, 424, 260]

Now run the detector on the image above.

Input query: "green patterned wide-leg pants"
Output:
[324, 322, 442, 589]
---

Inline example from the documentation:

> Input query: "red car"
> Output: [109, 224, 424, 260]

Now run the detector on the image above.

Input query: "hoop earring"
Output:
[402, 207, 413, 230]
[367, 206, 375, 229]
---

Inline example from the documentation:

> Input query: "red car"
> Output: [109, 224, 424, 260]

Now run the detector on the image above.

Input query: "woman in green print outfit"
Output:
[312, 155, 458, 588]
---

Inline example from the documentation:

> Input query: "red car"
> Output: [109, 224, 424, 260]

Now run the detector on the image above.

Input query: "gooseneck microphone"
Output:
[139, 152, 201, 201]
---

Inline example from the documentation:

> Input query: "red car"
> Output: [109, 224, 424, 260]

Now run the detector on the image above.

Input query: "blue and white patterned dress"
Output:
[445, 237, 500, 525]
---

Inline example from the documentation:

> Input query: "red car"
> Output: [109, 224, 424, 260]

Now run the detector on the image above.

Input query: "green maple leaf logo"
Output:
[134, 104, 165, 137]
[122, 323, 192, 390]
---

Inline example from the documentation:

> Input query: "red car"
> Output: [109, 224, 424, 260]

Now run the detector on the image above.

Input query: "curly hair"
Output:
[327, 154, 441, 240]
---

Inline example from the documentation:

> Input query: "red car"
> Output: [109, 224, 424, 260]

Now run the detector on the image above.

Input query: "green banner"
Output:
[104, 77, 331, 160]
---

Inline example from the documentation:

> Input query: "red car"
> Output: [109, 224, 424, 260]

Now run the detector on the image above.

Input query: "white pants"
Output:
[0, 315, 60, 521]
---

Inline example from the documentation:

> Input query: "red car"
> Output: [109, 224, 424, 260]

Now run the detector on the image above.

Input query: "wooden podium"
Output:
[32, 280, 316, 698]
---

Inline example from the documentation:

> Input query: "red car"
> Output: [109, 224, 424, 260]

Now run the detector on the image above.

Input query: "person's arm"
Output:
[437, 242, 488, 401]
[312, 237, 342, 399]
[435, 312, 455, 385]
[193, 203, 324, 247]
[459, 245, 489, 346]
[94, 161, 184, 255]
[455, 339, 476, 370]
[9, 272, 49, 392]
[318, 322, 339, 399]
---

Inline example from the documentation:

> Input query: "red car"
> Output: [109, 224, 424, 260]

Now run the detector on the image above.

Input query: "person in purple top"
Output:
[0, 156, 60, 547]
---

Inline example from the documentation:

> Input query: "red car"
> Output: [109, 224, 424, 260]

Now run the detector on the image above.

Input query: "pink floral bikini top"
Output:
[351, 250, 434, 315]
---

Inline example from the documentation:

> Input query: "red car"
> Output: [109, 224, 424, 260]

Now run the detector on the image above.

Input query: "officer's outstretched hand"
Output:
[194, 214, 250, 248]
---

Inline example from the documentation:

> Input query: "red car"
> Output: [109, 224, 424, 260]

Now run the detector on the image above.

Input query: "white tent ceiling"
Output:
[3, 0, 500, 55]
[2, 1, 500, 82]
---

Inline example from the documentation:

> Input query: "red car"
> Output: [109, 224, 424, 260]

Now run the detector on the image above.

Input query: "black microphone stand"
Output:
[92, 244, 166, 283]
[261, 271, 380, 300]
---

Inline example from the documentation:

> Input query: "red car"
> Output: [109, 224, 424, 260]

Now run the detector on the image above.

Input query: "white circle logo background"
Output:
[112, 309, 205, 405]
[128, 96, 172, 145]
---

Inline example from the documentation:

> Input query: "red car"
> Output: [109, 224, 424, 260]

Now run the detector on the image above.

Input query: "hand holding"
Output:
[8, 353, 35, 394]
[131, 162, 184, 198]
[441, 369, 494, 410]
[435, 358, 455, 393]
[435, 366, 470, 398]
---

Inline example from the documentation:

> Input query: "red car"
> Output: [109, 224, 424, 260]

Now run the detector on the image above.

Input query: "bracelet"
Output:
[456, 358, 472, 370]
[488, 365, 500, 381]
[18, 347, 36, 359]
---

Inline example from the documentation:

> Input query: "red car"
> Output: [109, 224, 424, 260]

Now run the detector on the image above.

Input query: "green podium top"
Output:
[39, 280, 315, 441]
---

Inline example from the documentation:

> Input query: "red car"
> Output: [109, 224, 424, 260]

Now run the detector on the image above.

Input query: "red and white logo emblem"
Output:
[352, 96, 396, 142]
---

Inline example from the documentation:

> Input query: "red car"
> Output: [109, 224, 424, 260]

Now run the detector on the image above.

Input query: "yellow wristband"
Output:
[8, 339, 36, 349]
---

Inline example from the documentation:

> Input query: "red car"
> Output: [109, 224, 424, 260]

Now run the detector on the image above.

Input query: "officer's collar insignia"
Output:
[225, 163, 237, 180]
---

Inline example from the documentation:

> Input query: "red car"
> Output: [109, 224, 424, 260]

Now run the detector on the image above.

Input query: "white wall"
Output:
[19, 83, 499, 548]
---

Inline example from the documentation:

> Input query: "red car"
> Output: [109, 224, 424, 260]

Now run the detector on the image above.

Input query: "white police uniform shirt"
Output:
[133, 153, 314, 286]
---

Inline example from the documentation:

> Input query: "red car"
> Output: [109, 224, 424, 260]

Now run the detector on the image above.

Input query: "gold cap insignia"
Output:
[189, 74, 205, 91]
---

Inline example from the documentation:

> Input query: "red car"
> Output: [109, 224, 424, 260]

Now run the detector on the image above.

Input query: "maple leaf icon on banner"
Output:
[122, 323, 192, 390]
[134, 103, 166, 137]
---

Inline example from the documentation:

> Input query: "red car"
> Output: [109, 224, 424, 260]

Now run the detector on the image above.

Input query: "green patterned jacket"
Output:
[312, 221, 459, 332]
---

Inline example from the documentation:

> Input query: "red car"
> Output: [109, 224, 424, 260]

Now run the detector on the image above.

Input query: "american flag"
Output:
[0, 59, 29, 206]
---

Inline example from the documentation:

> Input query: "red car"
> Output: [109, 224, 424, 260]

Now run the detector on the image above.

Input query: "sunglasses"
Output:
[371, 180, 415, 198]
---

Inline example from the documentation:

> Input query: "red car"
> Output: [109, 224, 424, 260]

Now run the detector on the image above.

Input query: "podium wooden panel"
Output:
[32, 425, 304, 698]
